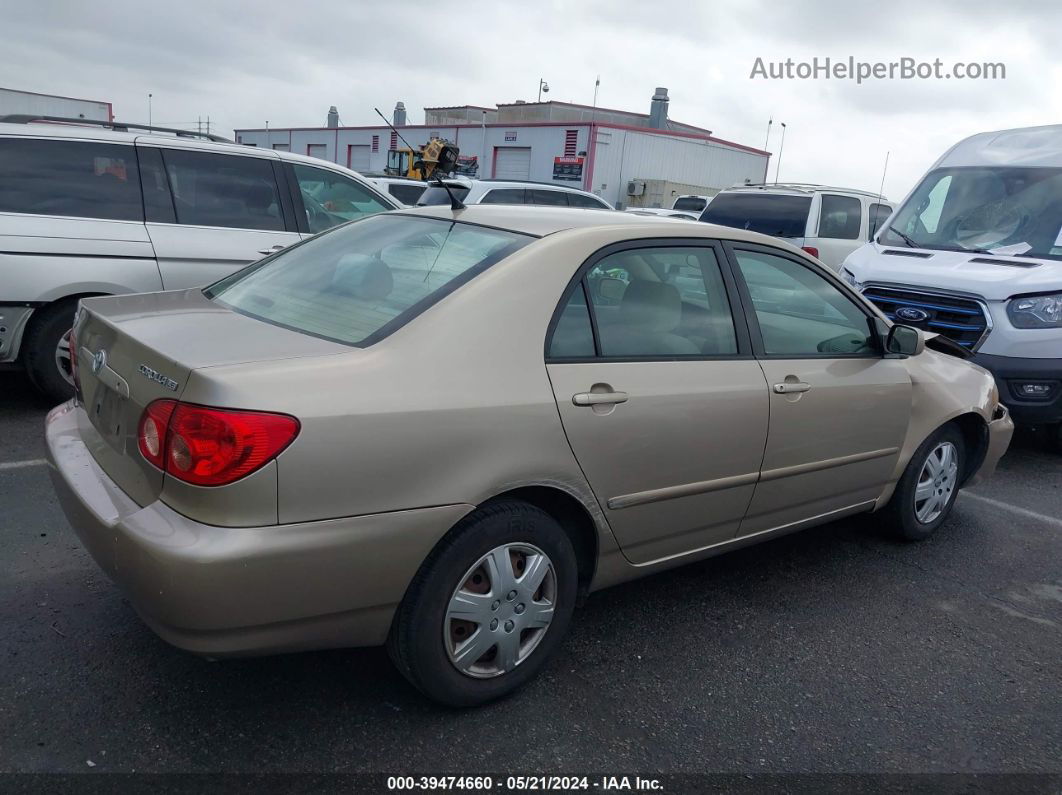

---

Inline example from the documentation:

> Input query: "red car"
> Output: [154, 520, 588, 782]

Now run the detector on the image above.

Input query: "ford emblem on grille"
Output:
[895, 306, 930, 322]
[91, 349, 106, 375]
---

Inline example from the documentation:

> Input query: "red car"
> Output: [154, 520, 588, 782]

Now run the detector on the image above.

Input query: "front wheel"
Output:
[388, 501, 577, 707]
[878, 424, 965, 541]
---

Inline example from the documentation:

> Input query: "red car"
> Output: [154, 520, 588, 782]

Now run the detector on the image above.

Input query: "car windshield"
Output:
[879, 166, 1062, 259]
[673, 196, 707, 212]
[699, 193, 811, 238]
[417, 185, 472, 206]
[206, 215, 531, 346]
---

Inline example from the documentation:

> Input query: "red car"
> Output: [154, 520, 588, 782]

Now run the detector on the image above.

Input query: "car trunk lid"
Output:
[72, 288, 347, 507]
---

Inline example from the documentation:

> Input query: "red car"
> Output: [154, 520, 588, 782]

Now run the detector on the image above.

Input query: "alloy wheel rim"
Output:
[914, 441, 958, 524]
[444, 543, 557, 679]
[55, 331, 74, 387]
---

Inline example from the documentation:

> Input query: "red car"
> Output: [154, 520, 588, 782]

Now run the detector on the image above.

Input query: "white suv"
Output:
[699, 183, 894, 272]
[416, 178, 613, 210]
[0, 115, 398, 400]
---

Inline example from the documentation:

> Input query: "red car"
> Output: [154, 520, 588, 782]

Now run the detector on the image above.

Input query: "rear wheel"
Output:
[388, 501, 577, 707]
[879, 424, 965, 541]
[23, 300, 78, 403]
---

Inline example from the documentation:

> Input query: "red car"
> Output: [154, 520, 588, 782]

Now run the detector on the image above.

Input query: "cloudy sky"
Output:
[5, 0, 1060, 200]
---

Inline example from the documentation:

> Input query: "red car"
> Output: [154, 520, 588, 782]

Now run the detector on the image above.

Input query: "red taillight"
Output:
[801, 246, 820, 259]
[137, 400, 299, 487]
[137, 399, 177, 469]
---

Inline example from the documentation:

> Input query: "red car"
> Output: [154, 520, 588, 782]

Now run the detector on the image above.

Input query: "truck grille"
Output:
[861, 286, 990, 349]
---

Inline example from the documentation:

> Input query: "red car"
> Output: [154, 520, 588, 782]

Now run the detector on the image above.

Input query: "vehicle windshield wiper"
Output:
[887, 225, 920, 248]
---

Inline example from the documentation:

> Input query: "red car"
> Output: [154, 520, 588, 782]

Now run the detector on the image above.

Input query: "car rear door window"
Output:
[567, 192, 609, 209]
[291, 164, 392, 233]
[0, 138, 142, 221]
[733, 249, 875, 356]
[700, 193, 811, 238]
[480, 188, 528, 205]
[548, 284, 595, 358]
[818, 194, 862, 240]
[161, 149, 284, 231]
[868, 202, 892, 239]
[530, 189, 569, 206]
[580, 246, 738, 358]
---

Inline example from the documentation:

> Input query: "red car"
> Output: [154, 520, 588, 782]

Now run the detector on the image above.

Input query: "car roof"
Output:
[392, 204, 804, 249]
[936, 124, 1062, 169]
[721, 183, 887, 200]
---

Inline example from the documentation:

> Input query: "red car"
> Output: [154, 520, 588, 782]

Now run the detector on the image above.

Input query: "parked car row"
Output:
[0, 116, 398, 399]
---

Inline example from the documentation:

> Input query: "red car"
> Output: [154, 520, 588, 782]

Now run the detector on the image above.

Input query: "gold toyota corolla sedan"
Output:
[46, 205, 1012, 706]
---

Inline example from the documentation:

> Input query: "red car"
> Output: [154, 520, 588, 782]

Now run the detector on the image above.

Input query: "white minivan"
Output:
[699, 184, 895, 272]
[842, 124, 1062, 445]
[0, 116, 398, 400]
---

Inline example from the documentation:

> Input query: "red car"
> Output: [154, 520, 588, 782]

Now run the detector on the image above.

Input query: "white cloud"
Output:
[2, 0, 1057, 199]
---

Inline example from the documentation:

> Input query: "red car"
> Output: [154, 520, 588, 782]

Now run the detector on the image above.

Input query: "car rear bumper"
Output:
[45, 400, 473, 657]
[972, 352, 1062, 426]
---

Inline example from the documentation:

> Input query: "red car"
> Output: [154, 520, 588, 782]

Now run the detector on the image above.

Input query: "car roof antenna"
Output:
[374, 107, 464, 211]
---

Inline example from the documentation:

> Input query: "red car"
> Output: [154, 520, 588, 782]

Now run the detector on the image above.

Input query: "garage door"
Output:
[347, 145, 371, 173]
[494, 147, 531, 180]
[307, 144, 328, 161]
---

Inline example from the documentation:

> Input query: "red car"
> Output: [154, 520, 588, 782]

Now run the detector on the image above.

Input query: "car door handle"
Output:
[573, 391, 629, 406]
[257, 244, 287, 255]
[773, 382, 811, 394]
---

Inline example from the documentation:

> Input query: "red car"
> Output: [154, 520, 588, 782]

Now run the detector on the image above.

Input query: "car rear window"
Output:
[388, 183, 427, 205]
[699, 193, 812, 239]
[207, 214, 531, 346]
[673, 196, 707, 212]
[0, 138, 143, 221]
[417, 185, 471, 206]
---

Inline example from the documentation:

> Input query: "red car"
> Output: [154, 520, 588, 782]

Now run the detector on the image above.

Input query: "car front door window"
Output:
[733, 250, 875, 356]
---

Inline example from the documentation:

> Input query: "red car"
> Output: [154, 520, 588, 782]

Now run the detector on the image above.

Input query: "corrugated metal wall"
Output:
[234, 123, 768, 208]
[0, 88, 111, 122]
[588, 128, 768, 208]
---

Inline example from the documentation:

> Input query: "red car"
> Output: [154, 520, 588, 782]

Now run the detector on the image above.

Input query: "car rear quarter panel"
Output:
[177, 229, 668, 566]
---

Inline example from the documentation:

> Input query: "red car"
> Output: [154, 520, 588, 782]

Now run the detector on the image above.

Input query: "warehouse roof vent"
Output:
[394, 101, 407, 127]
[649, 87, 669, 129]
[327, 105, 339, 128]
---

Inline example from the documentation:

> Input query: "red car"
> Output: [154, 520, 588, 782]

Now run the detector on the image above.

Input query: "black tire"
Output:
[388, 500, 578, 707]
[878, 424, 966, 541]
[23, 299, 78, 403]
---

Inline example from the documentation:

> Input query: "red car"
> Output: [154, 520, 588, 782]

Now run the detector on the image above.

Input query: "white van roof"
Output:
[936, 124, 1062, 170]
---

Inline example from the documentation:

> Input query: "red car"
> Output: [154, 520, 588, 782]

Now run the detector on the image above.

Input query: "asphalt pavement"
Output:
[1, 372, 1059, 778]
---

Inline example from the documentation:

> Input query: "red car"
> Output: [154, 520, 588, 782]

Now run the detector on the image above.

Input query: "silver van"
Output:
[0, 116, 398, 400]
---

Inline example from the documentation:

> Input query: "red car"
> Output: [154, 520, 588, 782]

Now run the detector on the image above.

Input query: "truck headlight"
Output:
[841, 268, 860, 288]
[1007, 293, 1062, 328]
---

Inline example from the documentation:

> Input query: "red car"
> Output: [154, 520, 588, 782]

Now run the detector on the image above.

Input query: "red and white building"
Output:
[234, 89, 770, 209]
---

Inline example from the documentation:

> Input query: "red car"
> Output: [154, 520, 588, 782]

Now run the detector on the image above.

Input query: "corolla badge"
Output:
[138, 364, 179, 392]
[91, 349, 106, 375]
[895, 306, 930, 323]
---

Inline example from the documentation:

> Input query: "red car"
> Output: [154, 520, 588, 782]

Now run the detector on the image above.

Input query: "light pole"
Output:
[774, 122, 787, 183]
[763, 117, 772, 151]
[148, 93, 153, 127]
[538, 79, 550, 103]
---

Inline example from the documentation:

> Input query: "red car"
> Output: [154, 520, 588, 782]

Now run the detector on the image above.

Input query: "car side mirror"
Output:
[885, 324, 924, 357]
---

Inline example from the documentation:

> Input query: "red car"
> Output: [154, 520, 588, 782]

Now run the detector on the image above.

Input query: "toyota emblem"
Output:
[91, 349, 106, 375]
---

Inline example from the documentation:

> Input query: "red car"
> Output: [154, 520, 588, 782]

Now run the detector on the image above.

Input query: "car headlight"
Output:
[840, 268, 860, 288]
[1007, 293, 1062, 328]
